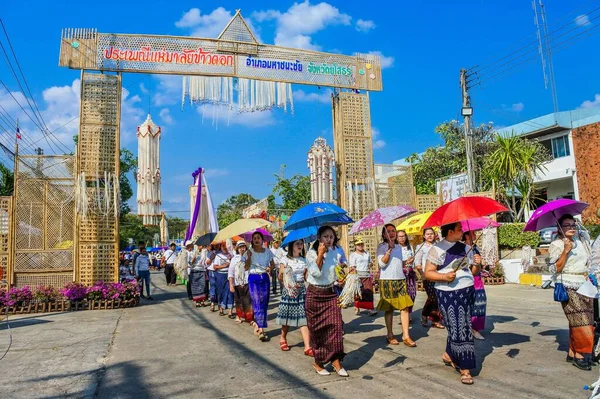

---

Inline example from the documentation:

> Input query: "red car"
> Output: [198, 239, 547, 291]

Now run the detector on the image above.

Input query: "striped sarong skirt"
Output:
[306, 284, 345, 365]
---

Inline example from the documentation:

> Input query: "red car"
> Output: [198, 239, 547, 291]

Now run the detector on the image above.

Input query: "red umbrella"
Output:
[423, 196, 508, 228]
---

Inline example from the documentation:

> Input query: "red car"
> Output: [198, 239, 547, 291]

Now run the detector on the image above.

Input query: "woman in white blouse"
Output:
[376, 224, 416, 347]
[276, 239, 313, 356]
[349, 236, 376, 316]
[305, 226, 348, 377]
[244, 231, 276, 342]
[213, 241, 234, 318]
[549, 214, 593, 371]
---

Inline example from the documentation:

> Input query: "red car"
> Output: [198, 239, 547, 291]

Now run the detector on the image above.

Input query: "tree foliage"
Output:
[119, 148, 138, 216]
[0, 163, 14, 196]
[407, 121, 496, 195]
[119, 214, 187, 248]
[217, 193, 258, 228]
[486, 133, 549, 221]
[272, 165, 311, 210]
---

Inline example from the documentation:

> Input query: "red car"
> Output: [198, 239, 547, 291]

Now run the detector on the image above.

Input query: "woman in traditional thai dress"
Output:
[213, 242, 235, 318]
[425, 222, 480, 385]
[306, 226, 348, 377]
[189, 244, 208, 307]
[415, 228, 444, 329]
[397, 229, 416, 322]
[228, 241, 253, 324]
[245, 231, 276, 342]
[463, 231, 486, 340]
[206, 245, 217, 311]
[550, 214, 594, 371]
[349, 236, 376, 316]
[276, 239, 313, 356]
[377, 224, 416, 347]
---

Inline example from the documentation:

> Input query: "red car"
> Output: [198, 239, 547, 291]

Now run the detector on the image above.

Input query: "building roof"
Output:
[497, 107, 600, 138]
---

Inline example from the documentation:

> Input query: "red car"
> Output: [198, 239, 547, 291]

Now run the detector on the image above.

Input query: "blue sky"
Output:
[2, 0, 600, 218]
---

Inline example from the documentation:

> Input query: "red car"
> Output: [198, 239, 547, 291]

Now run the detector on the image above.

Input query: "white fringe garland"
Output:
[338, 273, 361, 307]
[282, 266, 299, 298]
[75, 171, 120, 221]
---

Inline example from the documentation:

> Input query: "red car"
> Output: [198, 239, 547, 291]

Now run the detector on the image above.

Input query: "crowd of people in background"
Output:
[116, 214, 598, 383]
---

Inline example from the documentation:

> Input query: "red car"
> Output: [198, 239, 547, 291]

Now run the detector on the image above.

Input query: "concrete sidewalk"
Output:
[0, 272, 595, 398]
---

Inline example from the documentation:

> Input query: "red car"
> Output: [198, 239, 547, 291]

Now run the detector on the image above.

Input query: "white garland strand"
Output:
[338, 273, 361, 307]
[282, 265, 299, 298]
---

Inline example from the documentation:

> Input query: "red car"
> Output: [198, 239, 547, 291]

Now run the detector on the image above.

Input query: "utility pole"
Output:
[460, 69, 476, 193]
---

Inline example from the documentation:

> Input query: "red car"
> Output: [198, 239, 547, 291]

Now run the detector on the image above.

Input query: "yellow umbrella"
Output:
[396, 212, 434, 236]
[211, 218, 270, 244]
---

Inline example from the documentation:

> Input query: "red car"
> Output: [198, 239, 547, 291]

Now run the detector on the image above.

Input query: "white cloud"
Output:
[196, 103, 277, 128]
[575, 14, 592, 27]
[139, 83, 149, 95]
[159, 108, 173, 125]
[204, 168, 231, 178]
[356, 19, 375, 33]
[252, 1, 352, 50]
[0, 78, 145, 153]
[366, 51, 395, 69]
[501, 102, 524, 112]
[152, 75, 182, 107]
[580, 94, 600, 109]
[293, 89, 332, 104]
[371, 127, 386, 149]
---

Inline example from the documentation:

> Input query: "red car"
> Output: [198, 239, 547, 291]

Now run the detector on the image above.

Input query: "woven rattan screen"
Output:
[0, 197, 10, 290]
[13, 156, 75, 287]
[77, 72, 120, 285]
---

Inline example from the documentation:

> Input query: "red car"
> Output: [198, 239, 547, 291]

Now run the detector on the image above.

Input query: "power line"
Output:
[472, 20, 600, 88]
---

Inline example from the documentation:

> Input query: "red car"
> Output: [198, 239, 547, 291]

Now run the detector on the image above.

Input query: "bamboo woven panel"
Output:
[0, 197, 10, 290]
[17, 156, 75, 180]
[14, 251, 73, 272]
[79, 124, 118, 175]
[78, 243, 118, 285]
[417, 195, 440, 212]
[59, 29, 383, 91]
[80, 75, 121, 125]
[45, 182, 75, 249]
[14, 272, 72, 288]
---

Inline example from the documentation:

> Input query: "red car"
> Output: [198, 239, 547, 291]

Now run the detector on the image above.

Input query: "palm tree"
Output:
[486, 133, 548, 221]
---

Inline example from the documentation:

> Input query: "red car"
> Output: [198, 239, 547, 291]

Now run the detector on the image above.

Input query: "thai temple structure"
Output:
[307, 137, 335, 203]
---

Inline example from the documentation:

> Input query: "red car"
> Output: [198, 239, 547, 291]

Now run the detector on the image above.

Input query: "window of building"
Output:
[538, 135, 570, 159]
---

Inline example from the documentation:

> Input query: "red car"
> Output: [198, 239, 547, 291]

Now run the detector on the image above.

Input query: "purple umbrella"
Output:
[240, 228, 273, 243]
[461, 217, 501, 232]
[349, 205, 417, 235]
[523, 199, 588, 232]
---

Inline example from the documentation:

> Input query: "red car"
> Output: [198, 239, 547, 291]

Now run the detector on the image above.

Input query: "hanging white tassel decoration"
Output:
[338, 273, 361, 307]
[282, 265, 299, 298]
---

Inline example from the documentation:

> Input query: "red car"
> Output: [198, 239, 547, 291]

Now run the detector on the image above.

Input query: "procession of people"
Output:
[135, 197, 600, 386]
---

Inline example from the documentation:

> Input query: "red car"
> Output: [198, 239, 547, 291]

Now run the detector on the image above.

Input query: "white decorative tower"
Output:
[307, 137, 335, 203]
[136, 114, 161, 226]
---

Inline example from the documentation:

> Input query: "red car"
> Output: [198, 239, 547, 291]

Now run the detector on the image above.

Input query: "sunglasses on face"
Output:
[561, 224, 577, 229]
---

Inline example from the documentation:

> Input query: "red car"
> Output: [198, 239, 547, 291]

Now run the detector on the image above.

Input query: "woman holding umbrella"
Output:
[425, 222, 481, 385]
[213, 242, 235, 318]
[377, 224, 416, 347]
[245, 231, 276, 342]
[550, 214, 594, 371]
[415, 227, 444, 328]
[306, 226, 348, 377]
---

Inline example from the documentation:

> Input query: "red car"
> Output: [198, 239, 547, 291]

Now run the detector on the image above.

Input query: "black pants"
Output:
[204, 270, 210, 299]
[165, 264, 176, 285]
[271, 268, 278, 294]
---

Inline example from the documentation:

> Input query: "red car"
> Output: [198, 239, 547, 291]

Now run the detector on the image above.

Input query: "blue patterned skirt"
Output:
[436, 286, 476, 370]
[249, 273, 270, 328]
[276, 285, 307, 327]
[215, 272, 234, 309]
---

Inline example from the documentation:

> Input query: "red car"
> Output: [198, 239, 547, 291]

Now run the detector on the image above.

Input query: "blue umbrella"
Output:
[282, 226, 318, 247]
[284, 202, 353, 231]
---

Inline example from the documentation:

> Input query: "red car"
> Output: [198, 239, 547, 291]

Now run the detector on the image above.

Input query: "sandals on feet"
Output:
[304, 348, 315, 357]
[259, 332, 268, 342]
[280, 340, 290, 351]
[386, 336, 400, 345]
[460, 372, 474, 385]
[402, 338, 417, 347]
[432, 322, 445, 329]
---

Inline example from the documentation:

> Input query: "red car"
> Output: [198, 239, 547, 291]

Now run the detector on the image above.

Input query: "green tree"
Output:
[407, 121, 496, 195]
[217, 193, 258, 228]
[119, 213, 160, 248]
[167, 216, 188, 240]
[486, 133, 549, 221]
[119, 148, 138, 216]
[272, 165, 311, 210]
[0, 163, 14, 196]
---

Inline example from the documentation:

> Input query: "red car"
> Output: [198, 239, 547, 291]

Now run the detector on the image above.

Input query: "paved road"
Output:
[0, 272, 595, 398]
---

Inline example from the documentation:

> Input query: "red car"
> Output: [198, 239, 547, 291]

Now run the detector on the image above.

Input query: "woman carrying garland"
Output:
[415, 228, 444, 329]
[398, 229, 416, 323]
[550, 214, 594, 371]
[376, 224, 416, 347]
[349, 236, 377, 316]
[276, 239, 313, 357]
[245, 231, 276, 342]
[213, 242, 235, 318]
[425, 222, 480, 385]
[306, 226, 348, 377]
[228, 241, 253, 324]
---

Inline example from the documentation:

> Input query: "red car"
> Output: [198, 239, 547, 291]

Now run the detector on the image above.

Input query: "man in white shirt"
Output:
[270, 239, 287, 295]
[162, 243, 177, 286]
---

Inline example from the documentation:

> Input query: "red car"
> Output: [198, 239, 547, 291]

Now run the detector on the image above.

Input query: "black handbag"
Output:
[554, 273, 569, 303]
